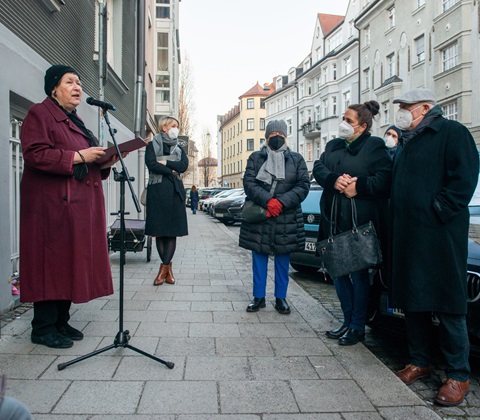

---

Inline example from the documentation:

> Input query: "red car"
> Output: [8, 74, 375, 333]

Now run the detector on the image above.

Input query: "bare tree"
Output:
[199, 131, 216, 187]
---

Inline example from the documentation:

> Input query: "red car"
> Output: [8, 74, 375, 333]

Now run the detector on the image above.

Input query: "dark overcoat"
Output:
[389, 116, 479, 314]
[144, 141, 188, 237]
[19, 98, 113, 303]
[239, 148, 310, 255]
[312, 133, 392, 260]
[190, 190, 199, 210]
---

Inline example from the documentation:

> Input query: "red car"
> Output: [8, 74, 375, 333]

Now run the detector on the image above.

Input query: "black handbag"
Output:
[316, 196, 382, 279]
[242, 180, 277, 224]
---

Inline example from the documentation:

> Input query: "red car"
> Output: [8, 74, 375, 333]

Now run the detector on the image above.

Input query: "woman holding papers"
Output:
[145, 116, 189, 286]
[19, 64, 120, 349]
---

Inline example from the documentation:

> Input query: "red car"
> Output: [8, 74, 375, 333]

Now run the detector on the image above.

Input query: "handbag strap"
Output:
[329, 195, 358, 237]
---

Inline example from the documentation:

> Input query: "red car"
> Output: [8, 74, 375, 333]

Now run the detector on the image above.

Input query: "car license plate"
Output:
[305, 241, 316, 252]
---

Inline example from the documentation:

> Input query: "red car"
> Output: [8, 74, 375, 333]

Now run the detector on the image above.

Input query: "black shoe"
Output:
[274, 298, 291, 315]
[31, 331, 74, 348]
[57, 324, 84, 341]
[325, 325, 349, 339]
[246, 297, 266, 312]
[338, 328, 365, 346]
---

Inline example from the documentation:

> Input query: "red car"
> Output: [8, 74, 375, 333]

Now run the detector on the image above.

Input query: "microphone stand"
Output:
[58, 107, 174, 371]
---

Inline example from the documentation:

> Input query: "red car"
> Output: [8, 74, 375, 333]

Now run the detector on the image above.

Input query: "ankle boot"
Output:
[165, 262, 176, 284]
[153, 263, 168, 286]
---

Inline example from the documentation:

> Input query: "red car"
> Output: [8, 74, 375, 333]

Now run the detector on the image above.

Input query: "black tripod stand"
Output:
[58, 108, 174, 371]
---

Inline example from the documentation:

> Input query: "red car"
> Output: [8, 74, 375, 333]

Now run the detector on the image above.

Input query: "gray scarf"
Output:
[149, 132, 182, 185]
[256, 144, 287, 185]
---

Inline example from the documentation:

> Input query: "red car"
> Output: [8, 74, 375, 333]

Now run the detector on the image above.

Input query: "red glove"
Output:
[267, 198, 283, 217]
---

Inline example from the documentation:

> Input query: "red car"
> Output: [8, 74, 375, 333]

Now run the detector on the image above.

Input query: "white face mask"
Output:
[395, 105, 423, 130]
[168, 127, 179, 140]
[384, 135, 397, 149]
[338, 121, 356, 139]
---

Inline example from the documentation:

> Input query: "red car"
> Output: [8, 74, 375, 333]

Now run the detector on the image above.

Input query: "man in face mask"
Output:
[383, 125, 402, 159]
[389, 88, 479, 407]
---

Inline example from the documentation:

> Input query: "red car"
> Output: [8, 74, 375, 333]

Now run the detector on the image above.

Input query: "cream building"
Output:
[218, 82, 274, 188]
[355, 0, 479, 142]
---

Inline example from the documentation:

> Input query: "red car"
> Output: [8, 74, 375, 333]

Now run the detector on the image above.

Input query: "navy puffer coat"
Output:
[239, 147, 310, 255]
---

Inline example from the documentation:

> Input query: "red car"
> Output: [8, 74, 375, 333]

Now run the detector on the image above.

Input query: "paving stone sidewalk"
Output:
[0, 211, 441, 419]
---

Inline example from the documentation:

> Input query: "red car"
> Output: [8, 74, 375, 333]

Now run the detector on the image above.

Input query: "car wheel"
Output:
[290, 263, 319, 274]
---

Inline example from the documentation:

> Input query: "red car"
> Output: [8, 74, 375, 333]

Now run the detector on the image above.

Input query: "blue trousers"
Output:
[405, 311, 470, 381]
[334, 269, 370, 332]
[252, 251, 290, 299]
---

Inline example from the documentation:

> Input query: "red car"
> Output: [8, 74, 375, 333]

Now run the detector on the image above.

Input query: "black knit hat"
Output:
[44, 64, 80, 96]
[384, 125, 403, 139]
[265, 120, 288, 138]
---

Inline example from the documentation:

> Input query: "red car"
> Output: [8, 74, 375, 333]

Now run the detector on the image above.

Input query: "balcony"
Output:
[302, 120, 322, 139]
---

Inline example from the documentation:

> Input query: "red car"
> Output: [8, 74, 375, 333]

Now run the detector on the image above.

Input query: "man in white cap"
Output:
[389, 88, 479, 406]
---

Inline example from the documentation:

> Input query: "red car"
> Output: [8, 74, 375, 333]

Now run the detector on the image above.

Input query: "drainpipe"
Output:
[353, 20, 361, 102]
[98, 0, 107, 144]
[294, 82, 299, 153]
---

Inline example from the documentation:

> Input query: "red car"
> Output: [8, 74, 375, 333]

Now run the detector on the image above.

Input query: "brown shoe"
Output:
[396, 364, 433, 385]
[435, 378, 469, 406]
[153, 263, 168, 286]
[165, 262, 176, 284]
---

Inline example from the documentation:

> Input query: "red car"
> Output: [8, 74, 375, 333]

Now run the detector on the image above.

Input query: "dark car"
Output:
[212, 193, 246, 225]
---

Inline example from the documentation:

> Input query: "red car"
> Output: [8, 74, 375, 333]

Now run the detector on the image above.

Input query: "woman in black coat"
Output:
[190, 185, 199, 214]
[145, 116, 188, 286]
[239, 120, 310, 315]
[313, 101, 392, 345]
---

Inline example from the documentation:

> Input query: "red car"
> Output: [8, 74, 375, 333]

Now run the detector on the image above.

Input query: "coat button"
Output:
[94, 182, 99, 187]
[86, 181, 91, 186]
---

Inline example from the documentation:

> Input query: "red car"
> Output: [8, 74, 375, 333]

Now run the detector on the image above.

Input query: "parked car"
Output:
[289, 181, 323, 274]
[203, 188, 244, 214]
[212, 193, 246, 225]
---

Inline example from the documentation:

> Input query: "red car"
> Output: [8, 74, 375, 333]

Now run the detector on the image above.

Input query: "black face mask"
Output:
[268, 135, 285, 151]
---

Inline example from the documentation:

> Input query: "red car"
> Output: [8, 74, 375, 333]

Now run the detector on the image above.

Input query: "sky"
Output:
[179, 0, 350, 155]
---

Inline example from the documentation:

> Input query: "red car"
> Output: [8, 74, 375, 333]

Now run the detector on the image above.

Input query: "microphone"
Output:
[86, 97, 116, 111]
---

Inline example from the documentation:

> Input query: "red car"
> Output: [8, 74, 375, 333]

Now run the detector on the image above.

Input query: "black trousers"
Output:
[405, 311, 470, 382]
[31, 300, 72, 336]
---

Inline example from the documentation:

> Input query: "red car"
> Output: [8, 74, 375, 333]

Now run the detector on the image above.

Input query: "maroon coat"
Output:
[19, 98, 113, 303]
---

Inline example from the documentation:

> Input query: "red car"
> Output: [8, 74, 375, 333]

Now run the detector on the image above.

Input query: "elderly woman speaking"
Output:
[19, 64, 120, 349]
[239, 120, 310, 315]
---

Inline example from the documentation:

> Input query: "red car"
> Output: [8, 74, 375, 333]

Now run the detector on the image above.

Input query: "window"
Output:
[364, 68, 371, 90]
[284, 95, 288, 109]
[157, 32, 169, 71]
[247, 139, 254, 151]
[365, 26, 371, 46]
[247, 98, 254, 109]
[300, 83, 305, 98]
[332, 64, 337, 81]
[443, 0, 459, 12]
[287, 119, 293, 135]
[156, 0, 170, 19]
[387, 6, 395, 29]
[442, 42, 458, 71]
[323, 66, 328, 83]
[332, 96, 337, 116]
[260, 118, 265, 130]
[343, 56, 352, 75]
[343, 91, 351, 111]
[442, 101, 458, 120]
[387, 53, 396, 77]
[383, 101, 390, 125]
[329, 30, 342, 52]
[307, 143, 313, 161]
[104, 0, 123, 74]
[307, 81, 312, 95]
[415, 35, 425, 63]
[247, 118, 254, 130]
[155, 74, 170, 103]
[323, 99, 328, 119]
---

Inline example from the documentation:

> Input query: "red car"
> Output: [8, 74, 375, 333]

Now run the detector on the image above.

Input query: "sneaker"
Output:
[31, 331, 74, 348]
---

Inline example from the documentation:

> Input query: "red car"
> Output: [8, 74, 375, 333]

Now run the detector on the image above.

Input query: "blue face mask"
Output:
[268, 135, 285, 150]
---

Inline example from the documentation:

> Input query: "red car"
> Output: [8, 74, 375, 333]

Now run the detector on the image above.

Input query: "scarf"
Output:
[149, 131, 182, 185]
[256, 143, 287, 185]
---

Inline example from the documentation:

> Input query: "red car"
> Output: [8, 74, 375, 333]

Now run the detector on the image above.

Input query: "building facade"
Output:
[218, 82, 273, 188]
[0, 0, 182, 315]
[356, 0, 479, 141]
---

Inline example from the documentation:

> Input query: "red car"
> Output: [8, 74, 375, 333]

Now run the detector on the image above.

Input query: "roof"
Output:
[239, 82, 275, 99]
[318, 13, 344, 37]
[198, 157, 218, 166]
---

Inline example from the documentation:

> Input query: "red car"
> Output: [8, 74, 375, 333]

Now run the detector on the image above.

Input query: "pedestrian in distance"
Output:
[239, 120, 310, 315]
[190, 185, 199, 214]
[19, 64, 122, 349]
[145, 116, 189, 286]
[389, 88, 479, 406]
[313, 100, 392, 346]
[383, 125, 402, 159]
